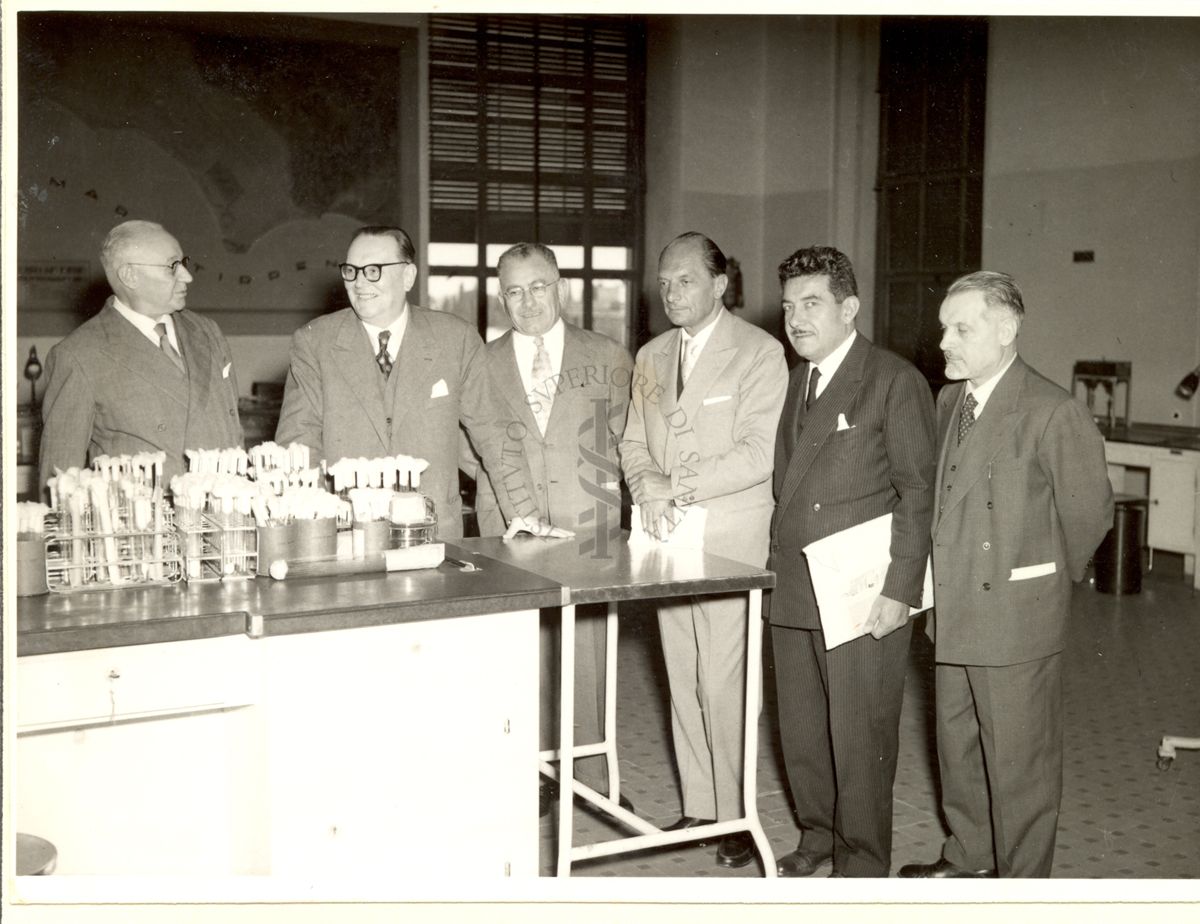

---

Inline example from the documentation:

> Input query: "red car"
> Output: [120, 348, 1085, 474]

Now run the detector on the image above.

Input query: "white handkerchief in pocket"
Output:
[430, 378, 449, 399]
[1010, 561, 1056, 581]
[703, 394, 732, 406]
[222, 362, 232, 379]
[837, 413, 855, 431]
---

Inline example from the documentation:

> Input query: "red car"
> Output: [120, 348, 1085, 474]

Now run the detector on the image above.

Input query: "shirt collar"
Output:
[112, 296, 176, 346]
[966, 352, 1018, 416]
[680, 307, 723, 354]
[511, 316, 565, 352]
[361, 306, 409, 359]
[812, 328, 857, 380]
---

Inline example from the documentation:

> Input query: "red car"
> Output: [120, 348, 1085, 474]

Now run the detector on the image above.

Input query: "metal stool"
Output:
[16, 833, 57, 875]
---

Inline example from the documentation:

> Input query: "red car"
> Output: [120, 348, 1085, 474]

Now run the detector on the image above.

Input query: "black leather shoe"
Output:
[777, 846, 833, 877]
[716, 831, 756, 869]
[897, 857, 996, 878]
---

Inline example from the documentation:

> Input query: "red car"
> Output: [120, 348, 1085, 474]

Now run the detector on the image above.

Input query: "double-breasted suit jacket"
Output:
[621, 308, 788, 564]
[771, 333, 936, 627]
[929, 356, 1114, 665]
[275, 305, 532, 540]
[38, 298, 242, 492]
[472, 322, 634, 539]
[768, 331, 935, 876]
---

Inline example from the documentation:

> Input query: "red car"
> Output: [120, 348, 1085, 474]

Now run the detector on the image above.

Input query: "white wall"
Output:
[983, 17, 1200, 426]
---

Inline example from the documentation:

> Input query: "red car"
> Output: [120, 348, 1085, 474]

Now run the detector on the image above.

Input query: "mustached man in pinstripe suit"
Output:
[768, 246, 936, 878]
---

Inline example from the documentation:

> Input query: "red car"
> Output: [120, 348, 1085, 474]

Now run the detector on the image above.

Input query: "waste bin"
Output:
[1094, 496, 1145, 595]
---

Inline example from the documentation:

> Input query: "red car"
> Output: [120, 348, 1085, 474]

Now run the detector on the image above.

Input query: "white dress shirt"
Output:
[112, 297, 180, 353]
[360, 307, 410, 363]
[808, 328, 858, 400]
[512, 317, 565, 395]
[966, 352, 1018, 418]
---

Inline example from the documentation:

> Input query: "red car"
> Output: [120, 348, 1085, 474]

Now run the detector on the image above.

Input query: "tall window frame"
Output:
[427, 14, 646, 347]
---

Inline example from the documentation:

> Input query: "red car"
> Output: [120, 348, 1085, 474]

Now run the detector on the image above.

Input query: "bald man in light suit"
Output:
[39, 219, 242, 492]
[621, 231, 788, 869]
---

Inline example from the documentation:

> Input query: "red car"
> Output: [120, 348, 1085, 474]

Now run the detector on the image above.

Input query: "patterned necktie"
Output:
[531, 335, 554, 434]
[154, 321, 186, 375]
[376, 330, 393, 378]
[958, 391, 978, 445]
[805, 366, 821, 411]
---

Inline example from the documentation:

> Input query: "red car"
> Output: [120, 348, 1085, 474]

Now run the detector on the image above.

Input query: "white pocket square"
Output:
[703, 395, 732, 406]
[1010, 561, 1056, 581]
[222, 362, 231, 379]
[837, 413, 855, 431]
[430, 379, 449, 399]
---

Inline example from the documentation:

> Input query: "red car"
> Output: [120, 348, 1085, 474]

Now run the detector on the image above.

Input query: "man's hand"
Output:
[863, 594, 910, 639]
[639, 498, 679, 541]
[627, 469, 674, 504]
[503, 516, 576, 540]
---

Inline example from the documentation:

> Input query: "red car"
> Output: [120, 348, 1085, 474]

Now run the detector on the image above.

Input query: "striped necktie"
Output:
[531, 335, 553, 434]
[154, 321, 186, 375]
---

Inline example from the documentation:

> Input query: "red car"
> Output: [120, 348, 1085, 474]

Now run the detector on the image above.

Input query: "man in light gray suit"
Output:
[621, 232, 788, 868]
[276, 225, 559, 539]
[468, 242, 635, 814]
[39, 219, 242, 492]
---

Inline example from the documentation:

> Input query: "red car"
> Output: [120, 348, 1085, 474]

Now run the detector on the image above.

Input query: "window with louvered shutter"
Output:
[427, 14, 645, 347]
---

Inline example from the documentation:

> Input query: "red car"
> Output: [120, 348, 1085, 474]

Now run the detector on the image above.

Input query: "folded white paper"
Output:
[222, 362, 232, 379]
[628, 503, 707, 549]
[430, 378, 449, 398]
[803, 513, 933, 651]
[1010, 561, 1056, 581]
[836, 413, 854, 431]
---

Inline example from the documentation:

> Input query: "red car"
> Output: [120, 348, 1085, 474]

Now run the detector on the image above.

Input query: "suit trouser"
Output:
[771, 621, 912, 877]
[935, 653, 1063, 877]
[540, 603, 609, 790]
[658, 592, 748, 821]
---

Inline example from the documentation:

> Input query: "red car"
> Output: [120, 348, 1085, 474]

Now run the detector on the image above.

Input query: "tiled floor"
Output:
[540, 556, 1199, 878]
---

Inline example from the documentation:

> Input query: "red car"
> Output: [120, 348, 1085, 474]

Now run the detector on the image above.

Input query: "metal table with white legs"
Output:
[459, 534, 777, 877]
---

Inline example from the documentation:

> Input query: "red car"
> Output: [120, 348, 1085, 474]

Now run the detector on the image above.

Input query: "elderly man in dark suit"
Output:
[621, 232, 788, 869]
[769, 246, 936, 878]
[276, 225, 557, 539]
[899, 271, 1113, 879]
[467, 242, 635, 814]
[39, 219, 242, 492]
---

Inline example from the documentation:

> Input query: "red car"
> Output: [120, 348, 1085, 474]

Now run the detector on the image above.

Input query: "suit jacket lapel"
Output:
[547, 323, 587, 438]
[675, 309, 738, 426]
[98, 300, 189, 409]
[776, 332, 870, 517]
[934, 358, 1026, 528]
[391, 307, 437, 438]
[333, 310, 390, 447]
[493, 330, 543, 439]
[174, 311, 213, 407]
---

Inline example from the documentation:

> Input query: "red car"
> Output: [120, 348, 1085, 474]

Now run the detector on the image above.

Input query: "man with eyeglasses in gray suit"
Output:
[277, 225, 562, 539]
[38, 219, 242, 493]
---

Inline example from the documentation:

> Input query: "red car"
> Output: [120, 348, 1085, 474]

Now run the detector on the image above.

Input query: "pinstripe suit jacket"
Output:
[275, 305, 534, 539]
[470, 322, 634, 539]
[928, 356, 1113, 665]
[769, 333, 936, 630]
[620, 308, 788, 565]
[38, 298, 242, 492]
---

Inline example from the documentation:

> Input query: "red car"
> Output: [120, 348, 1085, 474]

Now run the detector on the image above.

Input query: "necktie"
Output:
[531, 335, 554, 435]
[805, 366, 821, 411]
[678, 337, 697, 394]
[154, 321, 186, 375]
[958, 392, 978, 445]
[376, 330, 393, 378]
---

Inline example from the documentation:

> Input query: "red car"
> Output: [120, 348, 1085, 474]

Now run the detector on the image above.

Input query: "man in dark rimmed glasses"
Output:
[38, 219, 243, 492]
[277, 225, 565, 539]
